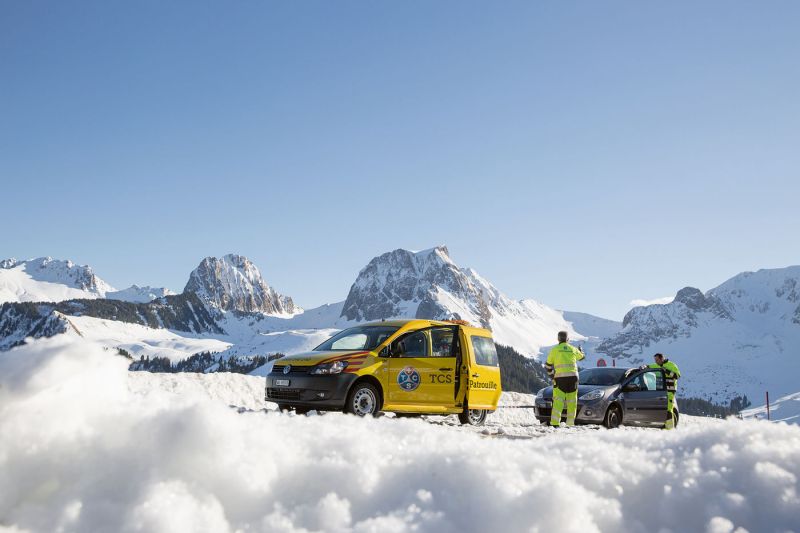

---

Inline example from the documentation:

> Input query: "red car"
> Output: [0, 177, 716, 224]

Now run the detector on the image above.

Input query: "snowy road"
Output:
[2, 337, 799, 533]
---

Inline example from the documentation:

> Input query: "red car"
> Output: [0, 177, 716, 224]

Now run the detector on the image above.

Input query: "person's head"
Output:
[557, 331, 568, 344]
[654, 353, 665, 364]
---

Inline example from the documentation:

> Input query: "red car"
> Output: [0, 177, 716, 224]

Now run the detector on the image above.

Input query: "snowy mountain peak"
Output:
[340, 246, 615, 357]
[0, 256, 115, 303]
[183, 254, 297, 315]
[341, 246, 488, 326]
[106, 285, 175, 303]
[709, 266, 800, 319]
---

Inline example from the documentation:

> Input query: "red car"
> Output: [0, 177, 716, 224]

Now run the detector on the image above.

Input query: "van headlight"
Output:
[579, 389, 604, 401]
[309, 360, 348, 375]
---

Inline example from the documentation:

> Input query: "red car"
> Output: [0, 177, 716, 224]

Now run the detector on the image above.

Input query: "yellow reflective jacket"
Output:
[649, 359, 681, 392]
[545, 342, 585, 379]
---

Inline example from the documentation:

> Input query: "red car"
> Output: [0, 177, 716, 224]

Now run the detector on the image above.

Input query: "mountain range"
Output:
[0, 257, 172, 304]
[1, 248, 798, 403]
[596, 266, 800, 403]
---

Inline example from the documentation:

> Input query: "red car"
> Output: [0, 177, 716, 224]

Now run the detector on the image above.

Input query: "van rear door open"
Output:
[464, 333, 502, 410]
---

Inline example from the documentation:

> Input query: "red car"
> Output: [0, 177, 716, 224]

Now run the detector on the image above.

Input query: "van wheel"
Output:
[346, 382, 381, 417]
[458, 408, 487, 426]
[604, 405, 622, 429]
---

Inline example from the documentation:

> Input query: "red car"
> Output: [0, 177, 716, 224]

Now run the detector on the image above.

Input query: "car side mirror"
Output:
[623, 383, 641, 393]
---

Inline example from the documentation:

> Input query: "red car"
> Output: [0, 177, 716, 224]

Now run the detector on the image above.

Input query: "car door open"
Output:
[622, 369, 668, 424]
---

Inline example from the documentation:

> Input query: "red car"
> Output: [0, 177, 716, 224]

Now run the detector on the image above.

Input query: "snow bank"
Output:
[2, 337, 799, 533]
[128, 371, 270, 412]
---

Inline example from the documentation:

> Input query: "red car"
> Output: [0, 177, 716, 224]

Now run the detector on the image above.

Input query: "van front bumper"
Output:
[265, 372, 359, 410]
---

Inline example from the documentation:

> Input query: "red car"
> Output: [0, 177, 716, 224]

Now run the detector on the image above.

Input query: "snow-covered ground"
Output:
[66, 315, 232, 362]
[742, 391, 800, 424]
[2, 337, 799, 533]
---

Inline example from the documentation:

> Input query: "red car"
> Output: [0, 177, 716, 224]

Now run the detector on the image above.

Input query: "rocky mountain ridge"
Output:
[184, 254, 297, 315]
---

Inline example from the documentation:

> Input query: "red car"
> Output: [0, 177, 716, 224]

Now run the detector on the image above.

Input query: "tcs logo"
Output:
[397, 366, 421, 391]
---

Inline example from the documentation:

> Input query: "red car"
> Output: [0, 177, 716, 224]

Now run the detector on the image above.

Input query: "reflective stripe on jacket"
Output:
[649, 359, 681, 392]
[546, 343, 585, 379]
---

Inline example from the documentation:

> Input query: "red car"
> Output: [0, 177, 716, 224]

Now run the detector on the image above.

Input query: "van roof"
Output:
[360, 318, 493, 336]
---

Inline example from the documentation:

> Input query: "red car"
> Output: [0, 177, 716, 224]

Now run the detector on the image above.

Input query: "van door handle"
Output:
[439, 367, 453, 371]
[472, 373, 480, 378]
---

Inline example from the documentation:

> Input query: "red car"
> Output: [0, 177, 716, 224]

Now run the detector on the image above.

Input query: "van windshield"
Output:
[579, 368, 627, 386]
[314, 326, 399, 352]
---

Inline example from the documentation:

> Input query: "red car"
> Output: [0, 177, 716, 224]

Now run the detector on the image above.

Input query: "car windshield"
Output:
[579, 368, 628, 386]
[314, 326, 399, 352]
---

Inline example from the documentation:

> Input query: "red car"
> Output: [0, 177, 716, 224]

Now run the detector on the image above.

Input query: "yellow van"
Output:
[265, 319, 502, 425]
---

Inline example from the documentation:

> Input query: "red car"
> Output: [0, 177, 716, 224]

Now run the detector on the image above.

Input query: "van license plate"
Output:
[275, 379, 290, 387]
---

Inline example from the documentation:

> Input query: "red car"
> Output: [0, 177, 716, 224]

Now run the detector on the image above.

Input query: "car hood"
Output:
[275, 350, 372, 367]
[539, 383, 617, 399]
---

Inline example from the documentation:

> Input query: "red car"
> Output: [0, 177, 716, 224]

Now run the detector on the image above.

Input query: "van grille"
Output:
[272, 365, 309, 375]
[267, 388, 302, 400]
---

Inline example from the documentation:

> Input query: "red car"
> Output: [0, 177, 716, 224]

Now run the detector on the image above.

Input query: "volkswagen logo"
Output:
[283, 365, 292, 375]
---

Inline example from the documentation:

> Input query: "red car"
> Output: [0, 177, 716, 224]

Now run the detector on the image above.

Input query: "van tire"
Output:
[458, 408, 487, 426]
[345, 382, 381, 417]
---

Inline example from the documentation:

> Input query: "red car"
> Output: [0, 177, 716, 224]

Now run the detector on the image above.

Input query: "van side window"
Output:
[430, 327, 457, 357]
[396, 330, 428, 357]
[471, 336, 498, 367]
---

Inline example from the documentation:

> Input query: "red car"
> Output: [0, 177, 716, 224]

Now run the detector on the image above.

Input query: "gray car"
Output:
[534, 367, 680, 429]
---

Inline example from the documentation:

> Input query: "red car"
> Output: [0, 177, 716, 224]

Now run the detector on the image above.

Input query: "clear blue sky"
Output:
[2, 1, 799, 320]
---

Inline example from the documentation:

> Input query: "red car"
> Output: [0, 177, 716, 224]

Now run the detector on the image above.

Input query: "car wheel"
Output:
[346, 382, 381, 417]
[458, 408, 487, 426]
[604, 405, 622, 429]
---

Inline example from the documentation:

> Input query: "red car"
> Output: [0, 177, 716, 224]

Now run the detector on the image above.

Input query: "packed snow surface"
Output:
[2, 337, 799, 533]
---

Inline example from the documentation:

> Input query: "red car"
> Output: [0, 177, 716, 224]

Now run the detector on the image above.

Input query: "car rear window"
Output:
[471, 336, 498, 367]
